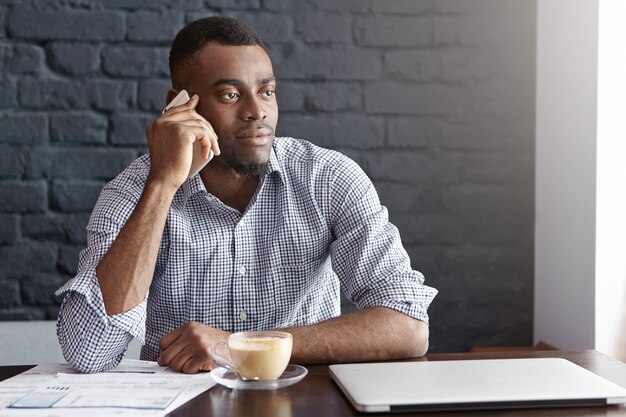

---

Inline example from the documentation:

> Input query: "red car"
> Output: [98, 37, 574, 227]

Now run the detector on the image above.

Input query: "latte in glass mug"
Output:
[212, 331, 293, 381]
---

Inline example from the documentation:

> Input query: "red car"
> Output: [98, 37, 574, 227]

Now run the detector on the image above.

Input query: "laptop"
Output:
[329, 358, 626, 413]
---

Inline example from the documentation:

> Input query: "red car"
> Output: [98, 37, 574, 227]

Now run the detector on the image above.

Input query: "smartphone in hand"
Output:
[163, 90, 213, 178]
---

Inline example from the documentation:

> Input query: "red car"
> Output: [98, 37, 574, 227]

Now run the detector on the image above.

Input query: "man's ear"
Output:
[166, 88, 179, 105]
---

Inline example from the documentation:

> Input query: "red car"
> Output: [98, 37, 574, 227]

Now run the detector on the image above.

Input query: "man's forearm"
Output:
[97, 180, 176, 315]
[285, 307, 429, 364]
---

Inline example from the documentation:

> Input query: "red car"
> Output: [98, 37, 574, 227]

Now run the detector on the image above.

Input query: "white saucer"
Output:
[210, 365, 308, 390]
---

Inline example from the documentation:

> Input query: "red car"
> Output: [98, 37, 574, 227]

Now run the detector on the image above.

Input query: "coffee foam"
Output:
[229, 336, 286, 351]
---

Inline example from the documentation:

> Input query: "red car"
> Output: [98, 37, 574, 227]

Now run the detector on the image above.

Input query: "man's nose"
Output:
[240, 95, 267, 121]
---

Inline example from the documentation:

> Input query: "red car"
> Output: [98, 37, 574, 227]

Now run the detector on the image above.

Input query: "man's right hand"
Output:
[157, 321, 230, 374]
[145, 94, 221, 192]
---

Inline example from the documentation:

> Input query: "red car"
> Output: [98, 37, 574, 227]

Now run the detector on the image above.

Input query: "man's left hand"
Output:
[157, 321, 230, 373]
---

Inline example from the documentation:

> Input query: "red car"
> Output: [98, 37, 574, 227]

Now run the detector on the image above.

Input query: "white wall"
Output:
[0, 321, 140, 366]
[595, 0, 626, 362]
[0, 321, 65, 365]
[536, 0, 626, 360]
[534, 0, 598, 350]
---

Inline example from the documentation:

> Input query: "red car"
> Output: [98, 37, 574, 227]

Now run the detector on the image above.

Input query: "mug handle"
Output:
[211, 340, 235, 371]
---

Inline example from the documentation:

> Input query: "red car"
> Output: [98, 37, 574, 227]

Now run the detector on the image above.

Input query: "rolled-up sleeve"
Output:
[329, 158, 437, 324]
[56, 165, 149, 373]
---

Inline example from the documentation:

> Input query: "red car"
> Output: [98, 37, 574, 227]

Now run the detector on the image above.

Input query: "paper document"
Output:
[0, 360, 216, 417]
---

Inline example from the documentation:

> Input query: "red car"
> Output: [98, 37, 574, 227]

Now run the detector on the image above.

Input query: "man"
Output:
[56, 17, 437, 374]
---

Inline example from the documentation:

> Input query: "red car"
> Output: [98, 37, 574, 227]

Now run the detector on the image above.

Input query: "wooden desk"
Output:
[2, 350, 625, 416]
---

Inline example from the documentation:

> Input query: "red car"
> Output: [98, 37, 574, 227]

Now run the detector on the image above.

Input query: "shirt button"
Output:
[239, 266, 246, 275]
[239, 311, 247, 321]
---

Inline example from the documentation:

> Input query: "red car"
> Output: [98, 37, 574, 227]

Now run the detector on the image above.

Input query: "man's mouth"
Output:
[235, 128, 274, 139]
[234, 127, 274, 146]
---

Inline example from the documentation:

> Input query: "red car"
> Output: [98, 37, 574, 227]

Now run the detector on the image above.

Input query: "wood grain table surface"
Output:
[2, 350, 625, 416]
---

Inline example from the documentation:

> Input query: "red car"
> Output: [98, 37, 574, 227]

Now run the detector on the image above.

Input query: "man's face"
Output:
[182, 43, 278, 175]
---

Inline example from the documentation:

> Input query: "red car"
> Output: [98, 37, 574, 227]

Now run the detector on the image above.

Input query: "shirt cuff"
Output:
[355, 278, 438, 325]
[56, 266, 148, 344]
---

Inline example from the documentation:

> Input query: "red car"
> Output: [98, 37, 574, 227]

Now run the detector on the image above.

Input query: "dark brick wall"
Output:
[0, 0, 536, 353]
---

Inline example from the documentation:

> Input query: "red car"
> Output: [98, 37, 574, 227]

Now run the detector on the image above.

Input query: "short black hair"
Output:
[169, 16, 264, 87]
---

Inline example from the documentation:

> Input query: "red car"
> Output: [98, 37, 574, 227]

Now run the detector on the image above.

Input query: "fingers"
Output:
[162, 348, 212, 374]
[161, 108, 204, 123]
[159, 326, 184, 351]
[182, 357, 211, 374]
[159, 93, 221, 158]
[160, 96, 207, 130]
[159, 350, 209, 374]
[161, 343, 192, 372]
[159, 114, 221, 157]
[158, 322, 225, 374]
[164, 93, 199, 115]
[160, 121, 218, 156]
[157, 333, 187, 366]
[185, 126, 220, 158]
[197, 128, 220, 158]
[177, 121, 220, 158]
[189, 93, 199, 108]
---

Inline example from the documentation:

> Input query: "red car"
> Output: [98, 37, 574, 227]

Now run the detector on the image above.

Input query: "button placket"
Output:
[233, 217, 249, 329]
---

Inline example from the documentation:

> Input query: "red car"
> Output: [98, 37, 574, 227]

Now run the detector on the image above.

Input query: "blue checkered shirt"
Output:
[56, 137, 437, 373]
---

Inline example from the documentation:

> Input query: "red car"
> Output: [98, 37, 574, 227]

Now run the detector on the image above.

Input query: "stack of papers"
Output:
[0, 360, 216, 417]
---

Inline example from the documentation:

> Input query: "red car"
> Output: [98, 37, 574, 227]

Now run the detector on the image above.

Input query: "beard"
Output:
[231, 161, 270, 177]
[217, 137, 273, 177]
[215, 124, 275, 177]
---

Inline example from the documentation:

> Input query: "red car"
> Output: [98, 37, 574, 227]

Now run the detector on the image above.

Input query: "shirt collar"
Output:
[267, 143, 284, 184]
[178, 142, 284, 203]
[180, 172, 207, 203]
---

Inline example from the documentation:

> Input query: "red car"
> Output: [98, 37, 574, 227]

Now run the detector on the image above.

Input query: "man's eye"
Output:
[223, 92, 239, 100]
[264, 90, 275, 97]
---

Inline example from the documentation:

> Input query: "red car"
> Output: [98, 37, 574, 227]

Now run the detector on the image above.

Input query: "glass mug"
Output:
[211, 331, 293, 381]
